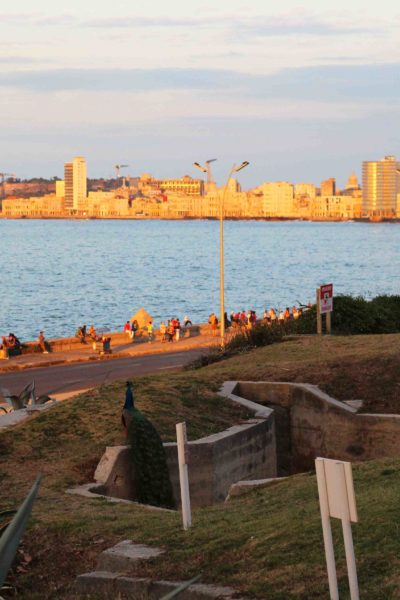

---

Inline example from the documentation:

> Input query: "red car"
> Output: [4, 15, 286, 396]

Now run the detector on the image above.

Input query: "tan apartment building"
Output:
[86, 191, 130, 217]
[2, 194, 64, 217]
[320, 178, 336, 196]
[254, 182, 295, 217]
[294, 183, 316, 199]
[310, 195, 362, 220]
[139, 174, 204, 197]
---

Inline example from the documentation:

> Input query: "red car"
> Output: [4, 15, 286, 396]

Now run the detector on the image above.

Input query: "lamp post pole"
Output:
[193, 160, 249, 348]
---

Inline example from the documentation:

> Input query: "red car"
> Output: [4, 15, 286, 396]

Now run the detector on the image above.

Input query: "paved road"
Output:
[0, 349, 204, 397]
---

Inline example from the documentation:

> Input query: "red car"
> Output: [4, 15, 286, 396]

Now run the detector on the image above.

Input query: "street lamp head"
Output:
[234, 161, 250, 173]
[193, 162, 207, 173]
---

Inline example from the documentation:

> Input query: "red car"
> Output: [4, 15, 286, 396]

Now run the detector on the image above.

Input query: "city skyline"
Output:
[1, 0, 400, 186]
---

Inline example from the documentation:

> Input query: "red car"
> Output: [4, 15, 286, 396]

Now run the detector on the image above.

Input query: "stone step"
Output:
[75, 571, 241, 599]
[97, 540, 164, 572]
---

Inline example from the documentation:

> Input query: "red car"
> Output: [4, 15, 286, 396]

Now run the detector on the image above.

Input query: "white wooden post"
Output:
[315, 459, 339, 600]
[176, 422, 192, 530]
[342, 520, 360, 600]
[316, 288, 322, 335]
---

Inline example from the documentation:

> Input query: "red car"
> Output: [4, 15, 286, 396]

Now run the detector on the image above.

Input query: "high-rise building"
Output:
[64, 156, 87, 211]
[362, 155, 400, 217]
[320, 178, 336, 196]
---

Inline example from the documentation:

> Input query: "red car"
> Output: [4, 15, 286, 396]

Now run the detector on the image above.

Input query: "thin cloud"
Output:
[82, 14, 376, 36]
[0, 56, 52, 65]
[0, 64, 398, 103]
[84, 16, 215, 28]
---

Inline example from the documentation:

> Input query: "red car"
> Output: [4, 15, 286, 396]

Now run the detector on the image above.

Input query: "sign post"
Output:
[176, 422, 192, 530]
[317, 283, 333, 335]
[315, 458, 359, 600]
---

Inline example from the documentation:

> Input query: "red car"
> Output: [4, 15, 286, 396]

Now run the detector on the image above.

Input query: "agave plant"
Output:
[0, 476, 41, 591]
[0, 512, 16, 538]
[1, 379, 82, 412]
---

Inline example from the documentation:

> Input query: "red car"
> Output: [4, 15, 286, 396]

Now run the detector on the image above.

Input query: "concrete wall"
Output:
[94, 404, 276, 508]
[229, 381, 400, 472]
[165, 417, 276, 507]
[19, 325, 201, 355]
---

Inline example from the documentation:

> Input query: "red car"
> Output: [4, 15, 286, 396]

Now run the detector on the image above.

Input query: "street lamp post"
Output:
[194, 160, 249, 347]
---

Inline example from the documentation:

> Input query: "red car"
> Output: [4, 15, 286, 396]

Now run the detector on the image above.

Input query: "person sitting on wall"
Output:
[88, 325, 99, 341]
[38, 331, 49, 354]
[183, 315, 192, 327]
[0, 337, 10, 360]
[76, 325, 87, 343]
[7, 333, 22, 356]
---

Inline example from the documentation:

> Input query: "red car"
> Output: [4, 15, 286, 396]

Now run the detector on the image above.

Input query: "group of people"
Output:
[0, 333, 22, 356]
[76, 324, 99, 343]
[229, 310, 258, 328]
[207, 305, 307, 334]
[159, 318, 181, 343]
[262, 306, 304, 324]
[0, 331, 50, 358]
[123, 316, 193, 343]
[124, 320, 140, 341]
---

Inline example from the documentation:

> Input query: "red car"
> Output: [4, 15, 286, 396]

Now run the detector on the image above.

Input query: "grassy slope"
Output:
[1, 334, 400, 599]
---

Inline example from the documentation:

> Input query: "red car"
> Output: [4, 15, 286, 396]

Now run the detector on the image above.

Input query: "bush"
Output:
[186, 323, 284, 370]
[225, 322, 284, 353]
[187, 295, 400, 370]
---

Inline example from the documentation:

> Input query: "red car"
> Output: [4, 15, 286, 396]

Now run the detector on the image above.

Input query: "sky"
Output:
[1, 0, 400, 188]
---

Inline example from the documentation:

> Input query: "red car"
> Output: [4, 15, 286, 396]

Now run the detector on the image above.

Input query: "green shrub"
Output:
[225, 322, 284, 353]
[128, 409, 175, 509]
[287, 295, 400, 335]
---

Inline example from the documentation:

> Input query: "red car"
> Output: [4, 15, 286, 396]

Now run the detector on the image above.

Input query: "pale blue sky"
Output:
[1, 0, 400, 187]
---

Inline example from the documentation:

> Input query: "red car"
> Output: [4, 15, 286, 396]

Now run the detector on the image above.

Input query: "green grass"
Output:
[2, 334, 400, 598]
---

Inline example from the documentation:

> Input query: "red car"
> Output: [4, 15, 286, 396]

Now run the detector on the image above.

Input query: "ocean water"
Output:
[1, 219, 399, 340]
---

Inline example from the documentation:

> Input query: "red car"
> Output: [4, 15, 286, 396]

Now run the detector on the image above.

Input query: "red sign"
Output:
[320, 284, 333, 314]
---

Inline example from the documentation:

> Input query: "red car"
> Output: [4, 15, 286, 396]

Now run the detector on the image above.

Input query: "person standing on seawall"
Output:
[38, 331, 49, 354]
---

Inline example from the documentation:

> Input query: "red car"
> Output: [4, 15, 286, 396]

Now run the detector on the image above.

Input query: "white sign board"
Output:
[323, 459, 358, 523]
[320, 283, 333, 314]
[315, 458, 359, 600]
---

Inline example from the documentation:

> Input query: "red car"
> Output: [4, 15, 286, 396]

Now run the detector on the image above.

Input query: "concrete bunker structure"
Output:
[70, 381, 400, 508]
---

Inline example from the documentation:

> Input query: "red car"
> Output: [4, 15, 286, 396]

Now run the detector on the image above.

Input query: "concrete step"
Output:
[75, 571, 241, 599]
[96, 540, 164, 572]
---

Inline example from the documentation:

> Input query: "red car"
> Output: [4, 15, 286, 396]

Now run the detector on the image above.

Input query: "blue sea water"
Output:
[1, 219, 399, 340]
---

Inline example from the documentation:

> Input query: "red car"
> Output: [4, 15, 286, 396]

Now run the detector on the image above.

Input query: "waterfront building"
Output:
[64, 156, 87, 212]
[311, 195, 362, 220]
[362, 155, 400, 218]
[255, 182, 294, 217]
[320, 178, 336, 196]
[139, 174, 204, 197]
[2, 194, 63, 217]
[56, 180, 65, 198]
[86, 191, 130, 217]
[294, 183, 316, 199]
